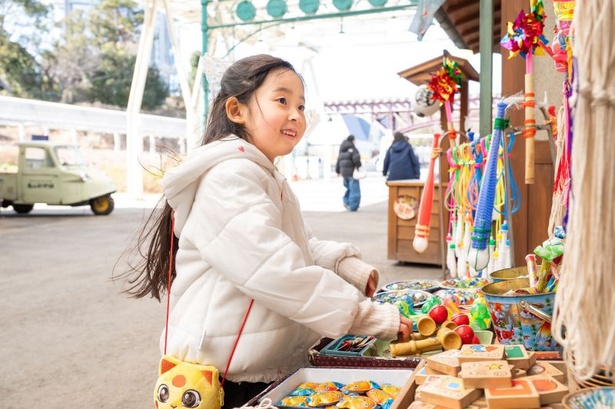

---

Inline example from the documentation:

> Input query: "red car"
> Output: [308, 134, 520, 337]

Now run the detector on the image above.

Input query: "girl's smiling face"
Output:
[237, 68, 307, 162]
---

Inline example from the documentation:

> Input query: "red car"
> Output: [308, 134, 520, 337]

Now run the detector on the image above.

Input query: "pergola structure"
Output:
[125, 0, 499, 197]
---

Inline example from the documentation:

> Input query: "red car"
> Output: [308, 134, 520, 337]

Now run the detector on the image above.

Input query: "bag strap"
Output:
[163, 212, 253, 386]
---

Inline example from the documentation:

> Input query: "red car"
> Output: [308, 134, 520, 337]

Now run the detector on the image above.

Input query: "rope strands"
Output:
[552, 0, 615, 383]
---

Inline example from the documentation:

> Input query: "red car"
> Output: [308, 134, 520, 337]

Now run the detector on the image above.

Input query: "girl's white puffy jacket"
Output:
[161, 136, 399, 383]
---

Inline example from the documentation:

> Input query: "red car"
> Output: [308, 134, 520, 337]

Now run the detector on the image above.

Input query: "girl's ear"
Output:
[225, 97, 246, 124]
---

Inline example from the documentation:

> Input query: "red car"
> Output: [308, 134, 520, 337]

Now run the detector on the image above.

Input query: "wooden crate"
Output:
[386, 180, 448, 266]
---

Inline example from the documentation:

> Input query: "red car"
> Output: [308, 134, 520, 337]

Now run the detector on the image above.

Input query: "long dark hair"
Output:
[115, 54, 298, 301]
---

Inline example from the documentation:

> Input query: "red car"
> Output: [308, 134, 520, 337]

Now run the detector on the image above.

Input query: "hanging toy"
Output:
[428, 58, 462, 147]
[457, 214, 472, 277]
[486, 236, 497, 279]
[496, 221, 511, 271]
[413, 133, 441, 253]
[414, 84, 440, 117]
[500, 0, 549, 184]
[468, 102, 508, 271]
[446, 235, 458, 278]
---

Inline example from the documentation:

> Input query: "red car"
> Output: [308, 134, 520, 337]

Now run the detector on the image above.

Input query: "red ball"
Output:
[451, 313, 470, 326]
[454, 324, 475, 344]
[428, 305, 449, 325]
[471, 335, 481, 344]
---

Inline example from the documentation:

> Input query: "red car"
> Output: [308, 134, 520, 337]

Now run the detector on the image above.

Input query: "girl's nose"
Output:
[289, 109, 303, 123]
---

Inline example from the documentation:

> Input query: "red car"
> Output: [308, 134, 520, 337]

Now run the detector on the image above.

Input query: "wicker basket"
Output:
[562, 387, 615, 409]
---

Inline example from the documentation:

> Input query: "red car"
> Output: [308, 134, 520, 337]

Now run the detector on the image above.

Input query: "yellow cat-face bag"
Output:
[154, 214, 253, 409]
[154, 355, 223, 409]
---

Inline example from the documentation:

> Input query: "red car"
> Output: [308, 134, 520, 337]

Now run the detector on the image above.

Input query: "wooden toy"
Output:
[484, 378, 541, 408]
[457, 344, 506, 363]
[458, 360, 513, 389]
[425, 350, 461, 376]
[391, 327, 462, 356]
[511, 366, 527, 378]
[413, 133, 441, 254]
[504, 345, 531, 370]
[410, 333, 428, 341]
[526, 362, 565, 383]
[390, 339, 443, 356]
[417, 315, 438, 336]
[415, 366, 449, 386]
[440, 319, 458, 330]
[418, 375, 482, 409]
[523, 375, 569, 405]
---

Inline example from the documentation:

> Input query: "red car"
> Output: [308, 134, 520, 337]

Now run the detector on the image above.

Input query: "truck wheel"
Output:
[13, 204, 34, 214]
[90, 195, 114, 215]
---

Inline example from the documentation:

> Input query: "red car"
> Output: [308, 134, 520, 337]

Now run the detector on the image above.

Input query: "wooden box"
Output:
[386, 180, 448, 266]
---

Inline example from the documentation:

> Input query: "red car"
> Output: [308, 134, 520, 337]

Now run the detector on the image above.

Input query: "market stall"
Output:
[243, 1, 615, 407]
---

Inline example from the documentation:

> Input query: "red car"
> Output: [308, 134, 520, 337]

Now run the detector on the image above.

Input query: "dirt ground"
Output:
[0, 180, 441, 408]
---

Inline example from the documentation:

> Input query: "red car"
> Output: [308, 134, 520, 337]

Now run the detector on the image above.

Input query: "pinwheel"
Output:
[428, 58, 462, 147]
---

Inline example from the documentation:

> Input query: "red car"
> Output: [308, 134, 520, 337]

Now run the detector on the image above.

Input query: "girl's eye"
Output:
[277, 97, 287, 105]
[298, 105, 305, 112]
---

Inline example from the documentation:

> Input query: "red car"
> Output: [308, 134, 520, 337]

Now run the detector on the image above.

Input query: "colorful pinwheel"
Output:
[427, 58, 463, 146]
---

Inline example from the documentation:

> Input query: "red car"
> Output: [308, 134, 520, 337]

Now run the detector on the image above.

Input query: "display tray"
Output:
[246, 367, 415, 408]
[383, 279, 442, 293]
[308, 337, 422, 369]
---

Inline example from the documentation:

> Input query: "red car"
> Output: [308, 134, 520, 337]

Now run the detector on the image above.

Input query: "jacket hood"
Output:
[391, 141, 410, 153]
[340, 139, 355, 152]
[162, 136, 274, 233]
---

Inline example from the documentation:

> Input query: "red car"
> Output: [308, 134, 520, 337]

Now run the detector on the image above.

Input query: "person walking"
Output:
[382, 132, 421, 181]
[335, 134, 362, 211]
[116, 55, 412, 409]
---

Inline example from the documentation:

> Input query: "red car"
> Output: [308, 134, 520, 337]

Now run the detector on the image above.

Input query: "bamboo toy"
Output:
[500, 0, 548, 184]
[390, 327, 462, 357]
[417, 315, 438, 337]
[413, 133, 441, 253]
[524, 52, 536, 184]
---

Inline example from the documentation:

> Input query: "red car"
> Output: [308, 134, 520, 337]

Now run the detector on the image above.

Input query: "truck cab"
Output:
[0, 141, 116, 215]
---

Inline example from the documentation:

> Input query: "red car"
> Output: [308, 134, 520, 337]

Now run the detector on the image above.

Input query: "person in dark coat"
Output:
[382, 132, 421, 181]
[335, 135, 362, 211]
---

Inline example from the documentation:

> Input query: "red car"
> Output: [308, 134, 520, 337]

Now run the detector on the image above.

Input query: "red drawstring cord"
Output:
[221, 299, 254, 387]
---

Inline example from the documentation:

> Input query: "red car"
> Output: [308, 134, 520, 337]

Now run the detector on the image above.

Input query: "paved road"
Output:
[0, 174, 441, 408]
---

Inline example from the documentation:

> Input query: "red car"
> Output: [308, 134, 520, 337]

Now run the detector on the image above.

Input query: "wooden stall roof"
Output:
[396, 54, 480, 86]
[434, 0, 503, 55]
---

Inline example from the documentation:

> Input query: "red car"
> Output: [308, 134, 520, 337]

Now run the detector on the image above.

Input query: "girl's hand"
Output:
[395, 316, 413, 343]
[365, 270, 378, 298]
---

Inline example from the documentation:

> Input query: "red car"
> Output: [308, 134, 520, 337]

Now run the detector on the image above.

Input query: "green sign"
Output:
[299, 0, 320, 14]
[236, 1, 256, 21]
[266, 0, 288, 17]
[332, 0, 353, 11]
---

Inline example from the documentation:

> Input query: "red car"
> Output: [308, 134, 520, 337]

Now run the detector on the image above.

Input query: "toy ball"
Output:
[443, 293, 461, 307]
[421, 296, 442, 314]
[394, 300, 412, 318]
[469, 302, 491, 330]
[413, 84, 440, 117]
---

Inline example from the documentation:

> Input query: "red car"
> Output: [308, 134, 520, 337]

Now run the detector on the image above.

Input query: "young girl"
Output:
[118, 54, 412, 408]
